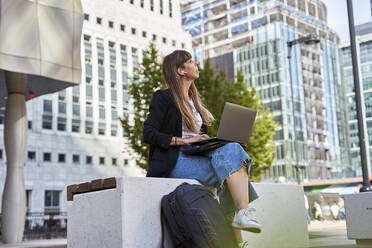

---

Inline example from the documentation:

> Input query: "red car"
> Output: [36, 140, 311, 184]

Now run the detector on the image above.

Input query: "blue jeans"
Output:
[169, 142, 259, 216]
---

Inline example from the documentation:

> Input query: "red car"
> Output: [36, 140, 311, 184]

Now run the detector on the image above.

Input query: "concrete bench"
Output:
[67, 177, 309, 248]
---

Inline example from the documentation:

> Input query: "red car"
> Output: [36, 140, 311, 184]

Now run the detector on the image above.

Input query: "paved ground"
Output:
[0, 221, 370, 248]
[308, 220, 372, 248]
[0, 239, 66, 248]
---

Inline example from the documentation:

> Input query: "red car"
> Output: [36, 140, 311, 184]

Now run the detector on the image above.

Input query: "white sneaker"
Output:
[239, 241, 249, 248]
[232, 207, 261, 233]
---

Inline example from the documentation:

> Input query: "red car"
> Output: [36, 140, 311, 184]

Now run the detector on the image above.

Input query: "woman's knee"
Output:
[219, 142, 243, 152]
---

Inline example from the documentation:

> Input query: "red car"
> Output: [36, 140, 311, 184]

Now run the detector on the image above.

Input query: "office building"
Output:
[181, 0, 351, 181]
[0, 0, 191, 223]
[341, 21, 372, 177]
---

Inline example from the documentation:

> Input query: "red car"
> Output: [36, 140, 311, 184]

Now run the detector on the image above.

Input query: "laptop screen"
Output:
[217, 102, 257, 144]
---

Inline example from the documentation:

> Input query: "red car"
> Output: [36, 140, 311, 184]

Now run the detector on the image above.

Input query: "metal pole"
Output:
[287, 45, 301, 184]
[346, 0, 372, 192]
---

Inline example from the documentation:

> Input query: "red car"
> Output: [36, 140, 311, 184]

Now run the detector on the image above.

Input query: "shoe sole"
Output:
[232, 223, 262, 233]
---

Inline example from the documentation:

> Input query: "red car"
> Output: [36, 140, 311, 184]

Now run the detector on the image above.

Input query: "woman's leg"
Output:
[226, 165, 249, 210]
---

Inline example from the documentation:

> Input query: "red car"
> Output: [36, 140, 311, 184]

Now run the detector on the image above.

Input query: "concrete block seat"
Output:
[67, 177, 309, 248]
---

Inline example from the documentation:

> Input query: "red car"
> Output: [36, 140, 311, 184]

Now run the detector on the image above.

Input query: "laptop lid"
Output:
[217, 102, 257, 144]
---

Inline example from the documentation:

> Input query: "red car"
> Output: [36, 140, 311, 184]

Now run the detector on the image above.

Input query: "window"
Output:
[112, 158, 117, 166]
[130, 0, 134, 4]
[150, 0, 154, 11]
[73, 154, 80, 164]
[58, 90, 66, 101]
[141, 0, 144, 8]
[142, 31, 147, 38]
[57, 117, 66, 131]
[99, 123, 105, 135]
[26, 190, 32, 212]
[28, 121, 32, 130]
[43, 152, 51, 162]
[86, 106, 93, 118]
[99, 87, 105, 101]
[43, 99, 52, 112]
[42, 112, 52, 130]
[58, 153, 65, 163]
[86, 85, 92, 100]
[44, 190, 60, 211]
[120, 24, 125, 32]
[96, 17, 102, 24]
[27, 151, 36, 161]
[58, 102, 66, 114]
[111, 90, 117, 103]
[108, 20, 114, 28]
[169, 0, 172, 17]
[152, 34, 157, 41]
[84, 13, 89, 21]
[162, 37, 167, 44]
[181, 43, 185, 49]
[111, 124, 117, 136]
[73, 104, 80, 116]
[99, 157, 105, 165]
[124, 159, 128, 166]
[85, 121, 93, 134]
[72, 119, 80, 133]
[172, 40, 176, 47]
[99, 107, 105, 120]
[131, 28, 136, 35]
[86, 156, 93, 165]
[0, 149, 2, 160]
[160, 0, 163, 14]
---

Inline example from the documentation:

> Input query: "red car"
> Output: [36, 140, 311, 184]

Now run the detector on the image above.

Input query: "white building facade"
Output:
[0, 0, 191, 226]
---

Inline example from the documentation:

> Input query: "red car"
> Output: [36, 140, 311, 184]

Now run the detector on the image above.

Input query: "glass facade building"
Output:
[342, 21, 372, 177]
[181, 0, 351, 182]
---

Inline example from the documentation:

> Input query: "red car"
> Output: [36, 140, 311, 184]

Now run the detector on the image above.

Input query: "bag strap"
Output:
[161, 194, 185, 246]
[161, 207, 176, 248]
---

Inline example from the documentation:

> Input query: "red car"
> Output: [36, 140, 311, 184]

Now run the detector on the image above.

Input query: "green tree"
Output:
[120, 43, 166, 170]
[195, 59, 277, 181]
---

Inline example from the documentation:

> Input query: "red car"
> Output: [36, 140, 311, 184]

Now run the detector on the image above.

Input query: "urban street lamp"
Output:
[287, 34, 320, 184]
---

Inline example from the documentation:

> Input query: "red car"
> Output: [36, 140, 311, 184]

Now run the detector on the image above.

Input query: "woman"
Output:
[143, 50, 261, 245]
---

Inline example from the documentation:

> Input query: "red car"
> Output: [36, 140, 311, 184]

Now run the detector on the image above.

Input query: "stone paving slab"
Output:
[0, 239, 66, 248]
[0, 220, 370, 248]
[308, 221, 368, 248]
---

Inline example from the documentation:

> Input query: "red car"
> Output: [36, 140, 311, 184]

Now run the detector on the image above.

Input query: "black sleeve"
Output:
[200, 124, 208, 135]
[143, 90, 173, 149]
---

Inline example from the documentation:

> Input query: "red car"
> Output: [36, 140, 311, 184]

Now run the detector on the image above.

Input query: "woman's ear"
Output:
[177, 67, 185, 76]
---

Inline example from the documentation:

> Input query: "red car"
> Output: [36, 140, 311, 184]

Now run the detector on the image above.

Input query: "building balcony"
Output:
[307, 126, 328, 136]
[309, 159, 331, 168]
[305, 112, 327, 121]
[304, 97, 326, 108]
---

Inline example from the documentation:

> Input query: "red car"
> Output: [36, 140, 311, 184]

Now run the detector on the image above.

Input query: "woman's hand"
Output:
[183, 134, 210, 145]
[171, 134, 210, 146]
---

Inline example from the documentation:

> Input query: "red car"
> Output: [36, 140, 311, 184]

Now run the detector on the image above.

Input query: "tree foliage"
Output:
[195, 59, 277, 181]
[122, 45, 277, 181]
[120, 43, 165, 170]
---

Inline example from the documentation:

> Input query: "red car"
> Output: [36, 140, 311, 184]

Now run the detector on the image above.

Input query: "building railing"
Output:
[0, 211, 67, 240]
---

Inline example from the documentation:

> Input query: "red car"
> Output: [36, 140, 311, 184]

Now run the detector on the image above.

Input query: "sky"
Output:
[322, 0, 371, 42]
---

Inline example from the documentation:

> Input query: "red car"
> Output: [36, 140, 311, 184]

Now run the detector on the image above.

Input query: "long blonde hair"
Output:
[162, 50, 214, 132]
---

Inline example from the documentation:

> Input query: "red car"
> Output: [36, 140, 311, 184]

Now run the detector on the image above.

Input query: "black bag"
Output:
[181, 140, 231, 156]
[161, 183, 238, 248]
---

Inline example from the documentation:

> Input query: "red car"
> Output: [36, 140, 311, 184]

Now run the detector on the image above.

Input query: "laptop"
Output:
[189, 102, 257, 146]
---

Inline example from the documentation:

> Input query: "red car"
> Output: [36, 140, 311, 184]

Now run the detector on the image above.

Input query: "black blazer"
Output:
[143, 89, 207, 177]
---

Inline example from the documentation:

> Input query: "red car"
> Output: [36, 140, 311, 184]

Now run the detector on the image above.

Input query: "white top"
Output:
[182, 99, 202, 138]
[330, 204, 339, 216]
